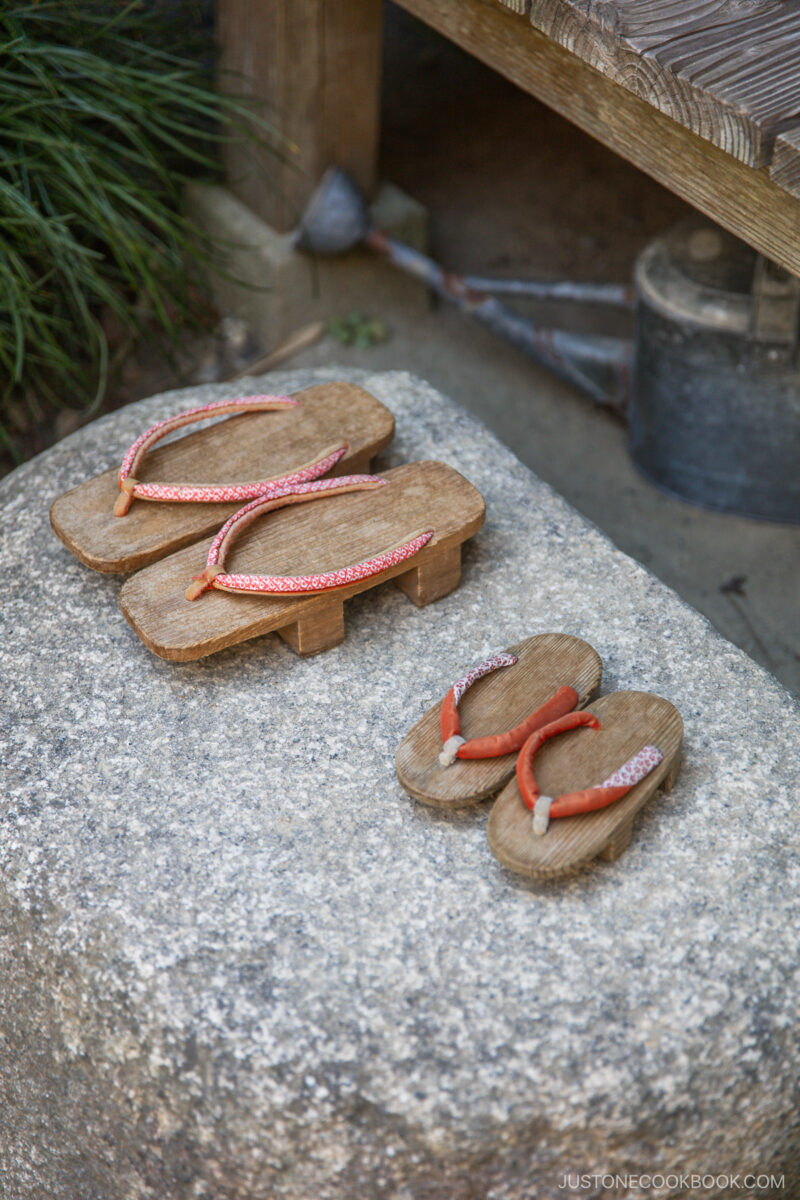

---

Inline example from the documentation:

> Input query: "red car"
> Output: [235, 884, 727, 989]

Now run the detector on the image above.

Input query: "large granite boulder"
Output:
[1, 369, 798, 1199]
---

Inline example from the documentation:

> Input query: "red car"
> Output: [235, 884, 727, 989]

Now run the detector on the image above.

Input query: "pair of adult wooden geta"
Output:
[50, 381, 682, 880]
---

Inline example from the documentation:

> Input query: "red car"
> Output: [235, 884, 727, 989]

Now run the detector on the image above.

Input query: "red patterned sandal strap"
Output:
[438, 652, 580, 766]
[114, 394, 346, 516]
[514, 712, 664, 835]
[185, 475, 434, 600]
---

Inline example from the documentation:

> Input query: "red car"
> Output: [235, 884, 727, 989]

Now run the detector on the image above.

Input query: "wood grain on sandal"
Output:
[119, 461, 485, 661]
[396, 634, 602, 808]
[50, 382, 395, 574]
[487, 690, 683, 880]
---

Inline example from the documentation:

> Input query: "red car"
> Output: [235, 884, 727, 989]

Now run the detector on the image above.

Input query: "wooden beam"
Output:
[527, 0, 800, 168]
[217, 0, 383, 231]
[391, 0, 800, 277]
[771, 127, 800, 202]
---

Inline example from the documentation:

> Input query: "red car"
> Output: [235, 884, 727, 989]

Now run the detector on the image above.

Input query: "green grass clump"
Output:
[0, 1, 264, 458]
[326, 312, 390, 349]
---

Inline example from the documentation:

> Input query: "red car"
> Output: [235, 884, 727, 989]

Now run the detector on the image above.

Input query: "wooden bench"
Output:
[218, 0, 800, 276]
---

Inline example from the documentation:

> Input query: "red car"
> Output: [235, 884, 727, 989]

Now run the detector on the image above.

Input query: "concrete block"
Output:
[186, 182, 429, 351]
[2, 369, 799, 1197]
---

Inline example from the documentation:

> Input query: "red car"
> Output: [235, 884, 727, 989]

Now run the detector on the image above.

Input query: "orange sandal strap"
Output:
[438, 652, 580, 765]
[514, 711, 665, 835]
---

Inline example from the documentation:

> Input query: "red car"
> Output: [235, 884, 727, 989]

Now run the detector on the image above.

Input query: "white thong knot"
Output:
[438, 735, 466, 767]
[532, 795, 554, 837]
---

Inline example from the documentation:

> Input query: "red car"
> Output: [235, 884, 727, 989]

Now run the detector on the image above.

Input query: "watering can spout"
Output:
[293, 167, 372, 255]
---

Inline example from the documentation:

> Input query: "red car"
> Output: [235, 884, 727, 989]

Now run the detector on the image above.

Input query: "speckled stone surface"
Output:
[1, 369, 798, 1200]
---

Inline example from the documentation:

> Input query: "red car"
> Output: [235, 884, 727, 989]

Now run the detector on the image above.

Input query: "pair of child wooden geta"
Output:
[396, 633, 682, 880]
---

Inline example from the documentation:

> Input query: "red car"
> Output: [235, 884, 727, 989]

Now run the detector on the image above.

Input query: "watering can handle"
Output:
[749, 254, 800, 352]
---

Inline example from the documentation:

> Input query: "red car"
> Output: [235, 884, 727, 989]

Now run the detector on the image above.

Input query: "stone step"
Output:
[1, 369, 797, 1198]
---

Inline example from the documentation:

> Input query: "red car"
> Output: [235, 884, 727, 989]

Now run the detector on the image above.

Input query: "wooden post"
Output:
[217, 0, 384, 232]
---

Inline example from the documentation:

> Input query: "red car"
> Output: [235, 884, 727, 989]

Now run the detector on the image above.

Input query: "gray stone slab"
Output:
[1, 369, 798, 1199]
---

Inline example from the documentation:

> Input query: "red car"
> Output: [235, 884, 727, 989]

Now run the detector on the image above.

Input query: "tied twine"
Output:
[114, 477, 137, 517]
[438, 735, 466, 767]
[185, 563, 223, 601]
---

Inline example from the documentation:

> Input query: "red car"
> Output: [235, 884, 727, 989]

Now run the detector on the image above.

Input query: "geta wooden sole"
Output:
[487, 691, 683, 880]
[395, 633, 603, 808]
[119, 461, 485, 661]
